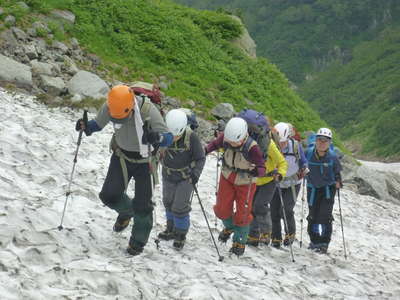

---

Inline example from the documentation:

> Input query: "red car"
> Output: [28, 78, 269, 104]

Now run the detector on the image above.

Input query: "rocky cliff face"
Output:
[229, 15, 257, 59]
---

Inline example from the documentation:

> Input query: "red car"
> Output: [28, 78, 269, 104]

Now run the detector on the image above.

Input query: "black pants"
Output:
[249, 181, 277, 236]
[99, 153, 154, 247]
[307, 185, 336, 245]
[271, 184, 300, 240]
[99, 153, 153, 214]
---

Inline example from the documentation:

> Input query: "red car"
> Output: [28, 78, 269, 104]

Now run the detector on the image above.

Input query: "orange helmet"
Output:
[107, 85, 134, 120]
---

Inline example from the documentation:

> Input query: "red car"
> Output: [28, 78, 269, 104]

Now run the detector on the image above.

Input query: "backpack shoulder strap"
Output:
[140, 97, 152, 122]
[254, 131, 270, 159]
[270, 131, 281, 153]
[292, 139, 300, 161]
[306, 145, 314, 162]
[240, 136, 256, 161]
[184, 127, 192, 151]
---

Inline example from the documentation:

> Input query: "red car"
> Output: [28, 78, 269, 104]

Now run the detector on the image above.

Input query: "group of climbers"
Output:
[75, 84, 342, 257]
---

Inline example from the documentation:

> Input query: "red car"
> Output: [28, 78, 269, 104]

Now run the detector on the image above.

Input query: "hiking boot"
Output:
[283, 233, 295, 246]
[308, 242, 317, 250]
[271, 239, 282, 249]
[158, 228, 175, 241]
[158, 219, 174, 241]
[260, 233, 271, 246]
[316, 245, 328, 254]
[158, 230, 175, 241]
[218, 228, 233, 243]
[230, 242, 245, 256]
[113, 215, 131, 233]
[173, 233, 186, 251]
[309, 242, 329, 254]
[126, 243, 144, 256]
[308, 242, 328, 253]
[246, 234, 260, 247]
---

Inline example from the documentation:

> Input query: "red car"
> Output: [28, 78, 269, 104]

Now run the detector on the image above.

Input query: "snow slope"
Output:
[0, 89, 399, 300]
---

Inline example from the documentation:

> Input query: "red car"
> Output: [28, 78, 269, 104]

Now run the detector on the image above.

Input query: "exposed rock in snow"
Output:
[0, 54, 32, 88]
[343, 160, 400, 204]
[67, 70, 109, 99]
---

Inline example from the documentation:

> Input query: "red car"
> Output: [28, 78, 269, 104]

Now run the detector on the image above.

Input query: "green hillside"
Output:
[174, 0, 400, 84]
[0, 0, 327, 135]
[175, 0, 400, 159]
[300, 27, 400, 158]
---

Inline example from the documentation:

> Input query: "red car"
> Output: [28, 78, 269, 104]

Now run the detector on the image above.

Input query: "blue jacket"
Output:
[305, 148, 342, 188]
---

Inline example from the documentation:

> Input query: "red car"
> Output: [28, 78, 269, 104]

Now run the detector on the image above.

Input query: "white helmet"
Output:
[165, 109, 187, 136]
[274, 122, 291, 142]
[224, 117, 248, 143]
[317, 127, 332, 139]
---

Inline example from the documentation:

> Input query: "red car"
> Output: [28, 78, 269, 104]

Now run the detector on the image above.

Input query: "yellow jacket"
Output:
[256, 140, 288, 186]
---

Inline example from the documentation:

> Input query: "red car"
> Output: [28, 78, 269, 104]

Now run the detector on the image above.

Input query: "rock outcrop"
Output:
[0, 54, 32, 88]
[342, 159, 400, 204]
[229, 15, 257, 59]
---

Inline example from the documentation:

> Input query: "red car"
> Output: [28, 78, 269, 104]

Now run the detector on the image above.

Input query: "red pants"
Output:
[214, 173, 256, 226]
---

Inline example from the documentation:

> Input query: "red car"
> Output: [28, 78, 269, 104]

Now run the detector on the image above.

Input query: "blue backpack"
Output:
[306, 133, 342, 160]
[237, 109, 271, 158]
[178, 108, 199, 130]
[187, 112, 198, 130]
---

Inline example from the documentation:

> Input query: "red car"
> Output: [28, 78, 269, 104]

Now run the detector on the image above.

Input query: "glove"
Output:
[75, 119, 83, 132]
[249, 168, 258, 177]
[296, 167, 309, 180]
[75, 118, 92, 136]
[273, 173, 283, 182]
[190, 172, 199, 185]
[142, 131, 161, 145]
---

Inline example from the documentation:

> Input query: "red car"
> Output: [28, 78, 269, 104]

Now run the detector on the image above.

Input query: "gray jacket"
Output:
[94, 96, 168, 152]
[162, 129, 205, 182]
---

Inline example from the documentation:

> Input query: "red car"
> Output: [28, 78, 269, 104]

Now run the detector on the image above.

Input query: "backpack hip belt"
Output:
[221, 160, 252, 174]
[161, 129, 194, 179]
[113, 146, 150, 192]
[307, 183, 331, 206]
[162, 161, 196, 179]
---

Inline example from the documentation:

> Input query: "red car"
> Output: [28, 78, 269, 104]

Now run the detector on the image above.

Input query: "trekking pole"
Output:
[58, 110, 88, 231]
[214, 151, 220, 228]
[338, 189, 347, 259]
[148, 142, 160, 250]
[276, 184, 295, 262]
[192, 184, 224, 262]
[300, 178, 306, 248]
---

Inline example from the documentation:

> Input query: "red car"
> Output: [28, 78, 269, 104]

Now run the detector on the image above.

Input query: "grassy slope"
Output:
[173, 0, 400, 158]
[0, 0, 327, 136]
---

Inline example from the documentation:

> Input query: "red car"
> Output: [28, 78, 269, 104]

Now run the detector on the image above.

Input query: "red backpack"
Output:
[287, 123, 302, 141]
[131, 81, 162, 105]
